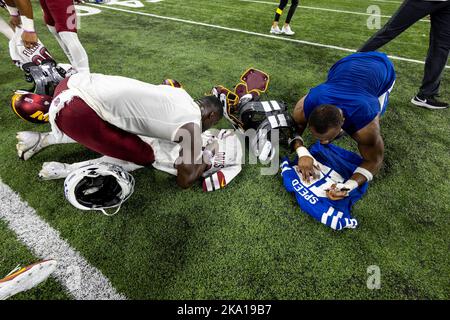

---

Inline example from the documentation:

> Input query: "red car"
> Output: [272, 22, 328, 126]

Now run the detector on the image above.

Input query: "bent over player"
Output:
[17, 72, 223, 189]
[291, 51, 396, 200]
[20, 129, 243, 192]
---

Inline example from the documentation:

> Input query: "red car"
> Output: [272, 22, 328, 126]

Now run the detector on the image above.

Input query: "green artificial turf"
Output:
[0, 0, 448, 299]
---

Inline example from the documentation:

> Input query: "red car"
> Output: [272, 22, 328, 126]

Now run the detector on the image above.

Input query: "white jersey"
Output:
[9, 27, 53, 68]
[67, 73, 202, 141]
[141, 129, 243, 191]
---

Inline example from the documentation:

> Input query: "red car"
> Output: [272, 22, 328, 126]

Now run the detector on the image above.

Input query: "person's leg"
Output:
[38, 0, 56, 29]
[271, 0, 288, 33]
[45, 0, 90, 73]
[280, 0, 298, 35]
[418, 4, 450, 100]
[359, 0, 435, 52]
[58, 32, 89, 73]
[47, 25, 73, 64]
[55, 97, 155, 166]
[285, 0, 299, 25]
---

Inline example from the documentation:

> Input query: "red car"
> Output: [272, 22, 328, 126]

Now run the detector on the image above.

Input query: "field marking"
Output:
[90, 4, 450, 69]
[366, 0, 402, 4]
[239, 0, 430, 23]
[0, 179, 126, 300]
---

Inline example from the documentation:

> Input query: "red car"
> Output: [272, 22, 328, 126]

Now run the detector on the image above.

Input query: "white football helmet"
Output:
[64, 163, 135, 216]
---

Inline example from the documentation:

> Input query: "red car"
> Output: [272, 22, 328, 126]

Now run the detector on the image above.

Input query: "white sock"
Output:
[47, 25, 73, 64]
[0, 17, 14, 40]
[42, 132, 76, 148]
[59, 31, 89, 73]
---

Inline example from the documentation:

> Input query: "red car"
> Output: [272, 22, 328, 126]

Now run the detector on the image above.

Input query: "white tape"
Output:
[354, 167, 373, 182]
[296, 146, 313, 159]
[20, 16, 35, 32]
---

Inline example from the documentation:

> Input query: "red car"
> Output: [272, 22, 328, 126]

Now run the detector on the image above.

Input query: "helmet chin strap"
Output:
[100, 205, 122, 217]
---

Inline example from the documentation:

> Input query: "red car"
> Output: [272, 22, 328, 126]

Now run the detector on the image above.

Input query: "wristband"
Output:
[288, 134, 304, 149]
[6, 5, 19, 16]
[20, 16, 35, 33]
[336, 179, 359, 192]
[296, 146, 313, 159]
[354, 166, 373, 182]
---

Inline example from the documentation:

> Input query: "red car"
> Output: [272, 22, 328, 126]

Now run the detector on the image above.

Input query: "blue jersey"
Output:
[304, 52, 396, 134]
[281, 142, 369, 231]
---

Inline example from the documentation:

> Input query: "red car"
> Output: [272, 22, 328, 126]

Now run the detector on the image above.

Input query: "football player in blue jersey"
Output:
[291, 51, 396, 200]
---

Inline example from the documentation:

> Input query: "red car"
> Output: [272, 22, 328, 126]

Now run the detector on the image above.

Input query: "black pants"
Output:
[359, 0, 450, 97]
[274, 0, 299, 24]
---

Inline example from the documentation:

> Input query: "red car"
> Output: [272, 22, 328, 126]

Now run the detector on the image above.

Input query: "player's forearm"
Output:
[12, 0, 33, 19]
[176, 163, 209, 189]
[351, 141, 384, 185]
[349, 163, 379, 186]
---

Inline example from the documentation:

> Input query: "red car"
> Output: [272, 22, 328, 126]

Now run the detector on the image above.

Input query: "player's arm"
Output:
[327, 118, 384, 200]
[291, 95, 318, 182]
[4, 0, 20, 29]
[174, 123, 210, 189]
[352, 118, 384, 183]
[291, 95, 308, 143]
[13, 0, 37, 48]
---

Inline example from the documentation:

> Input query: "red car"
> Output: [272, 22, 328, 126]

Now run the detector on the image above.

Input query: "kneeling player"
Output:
[16, 72, 224, 189]
[17, 129, 243, 192]
[47, 129, 242, 192]
[291, 51, 396, 200]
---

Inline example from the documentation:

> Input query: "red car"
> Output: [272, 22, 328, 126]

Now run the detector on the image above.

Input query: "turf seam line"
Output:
[239, 0, 429, 23]
[0, 179, 126, 300]
[89, 4, 449, 69]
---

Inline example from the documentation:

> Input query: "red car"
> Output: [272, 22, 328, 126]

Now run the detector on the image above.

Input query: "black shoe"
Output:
[411, 95, 449, 110]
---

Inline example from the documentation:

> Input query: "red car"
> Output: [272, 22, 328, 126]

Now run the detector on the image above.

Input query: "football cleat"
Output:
[281, 25, 295, 36]
[39, 162, 71, 180]
[16, 131, 49, 161]
[270, 25, 282, 34]
[0, 260, 57, 300]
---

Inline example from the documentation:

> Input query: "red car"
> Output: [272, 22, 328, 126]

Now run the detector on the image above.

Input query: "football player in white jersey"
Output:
[17, 73, 224, 189]
[31, 129, 243, 192]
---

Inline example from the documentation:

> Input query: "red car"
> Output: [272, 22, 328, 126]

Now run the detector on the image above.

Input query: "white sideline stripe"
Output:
[239, 0, 430, 23]
[0, 180, 126, 300]
[367, 0, 402, 4]
[91, 4, 450, 69]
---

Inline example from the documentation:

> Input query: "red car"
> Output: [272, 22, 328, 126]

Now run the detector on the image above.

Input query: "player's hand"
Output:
[297, 156, 319, 183]
[326, 184, 348, 201]
[9, 15, 20, 30]
[22, 31, 38, 49]
[204, 139, 219, 157]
